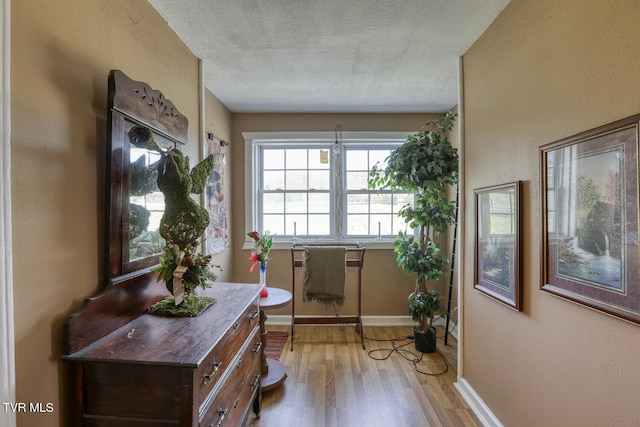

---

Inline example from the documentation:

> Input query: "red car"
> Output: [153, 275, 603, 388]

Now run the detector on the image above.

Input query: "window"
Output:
[261, 144, 332, 236]
[245, 132, 414, 243]
[344, 146, 413, 238]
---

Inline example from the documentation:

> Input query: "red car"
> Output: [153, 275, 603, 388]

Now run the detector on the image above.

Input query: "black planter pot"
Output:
[414, 326, 437, 353]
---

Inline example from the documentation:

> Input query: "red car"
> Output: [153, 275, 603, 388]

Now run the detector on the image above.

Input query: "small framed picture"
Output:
[474, 181, 522, 310]
[540, 115, 640, 324]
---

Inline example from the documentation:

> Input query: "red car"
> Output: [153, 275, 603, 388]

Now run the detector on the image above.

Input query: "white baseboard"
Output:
[263, 314, 291, 326]
[454, 378, 503, 427]
[265, 315, 415, 326]
[265, 314, 459, 341]
[363, 315, 414, 326]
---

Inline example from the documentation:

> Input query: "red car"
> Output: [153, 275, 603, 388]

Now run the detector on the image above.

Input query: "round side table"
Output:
[260, 287, 292, 391]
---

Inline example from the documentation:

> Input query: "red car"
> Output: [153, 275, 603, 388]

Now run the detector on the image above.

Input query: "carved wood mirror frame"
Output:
[106, 70, 188, 281]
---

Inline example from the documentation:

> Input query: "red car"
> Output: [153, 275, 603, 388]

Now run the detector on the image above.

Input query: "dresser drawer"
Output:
[196, 296, 259, 407]
[83, 363, 184, 421]
[200, 325, 261, 427]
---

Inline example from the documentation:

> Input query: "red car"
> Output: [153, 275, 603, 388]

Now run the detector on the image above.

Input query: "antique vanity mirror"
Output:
[106, 69, 188, 281]
[63, 72, 263, 425]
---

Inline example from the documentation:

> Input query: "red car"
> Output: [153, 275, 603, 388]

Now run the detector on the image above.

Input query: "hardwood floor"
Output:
[248, 325, 481, 427]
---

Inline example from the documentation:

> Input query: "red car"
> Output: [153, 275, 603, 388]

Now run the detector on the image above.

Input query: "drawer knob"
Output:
[210, 408, 228, 427]
[250, 374, 260, 390]
[232, 321, 239, 330]
[203, 362, 222, 384]
[249, 311, 259, 322]
[251, 341, 262, 353]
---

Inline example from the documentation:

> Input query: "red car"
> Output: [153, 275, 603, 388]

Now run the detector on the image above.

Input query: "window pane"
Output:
[370, 215, 391, 235]
[346, 150, 368, 170]
[369, 149, 391, 169]
[346, 171, 368, 190]
[347, 214, 368, 235]
[263, 214, 284, 235]
[263, 149, 285, 169]
[347, 194, 369, 213]
[263, 170, 284, 190]
[393, 215, 408, 234]
[308, 215, 330, 235]
[287, 215, 307, 236]
[286, 149, 308, 169]
[309, 170, 330, 190]
[370, 193, 392, 213]
[393, 193, 412, 213]
[285, 193, 307, 213]
[309, 149, 331, 169]
[286, 170, 307, 190]
[309, 193, 330, 213]
[263, 193, 284, 213]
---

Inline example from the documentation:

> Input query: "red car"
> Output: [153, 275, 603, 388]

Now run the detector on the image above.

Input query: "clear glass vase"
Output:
[259, 262, 268, 297]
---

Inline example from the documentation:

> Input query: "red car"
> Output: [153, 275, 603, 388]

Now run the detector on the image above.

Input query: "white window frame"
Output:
[257, 140, 335, 239]
[1, 1, 16, 426]
[243, 131, 414, 249]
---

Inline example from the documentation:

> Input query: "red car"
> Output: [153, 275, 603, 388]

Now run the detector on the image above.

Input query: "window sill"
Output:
[242, 240, 396, 251]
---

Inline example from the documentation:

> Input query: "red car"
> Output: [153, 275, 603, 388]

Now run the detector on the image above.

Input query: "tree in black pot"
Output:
[408, 289, 445, 353]
[370, 111, 458, 353]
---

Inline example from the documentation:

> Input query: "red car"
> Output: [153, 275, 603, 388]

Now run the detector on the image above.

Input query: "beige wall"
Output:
[462, 0, 640, 425]
[231, 113, 451, 317]
[204, 89, 234, 281]
[10, 1, 231, 425]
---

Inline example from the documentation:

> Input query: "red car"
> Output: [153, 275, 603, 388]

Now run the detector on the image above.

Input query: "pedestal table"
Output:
[260, 287, 292, 391]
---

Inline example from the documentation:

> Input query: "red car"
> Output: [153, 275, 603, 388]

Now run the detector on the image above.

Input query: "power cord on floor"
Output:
[356, 327, 449, 376]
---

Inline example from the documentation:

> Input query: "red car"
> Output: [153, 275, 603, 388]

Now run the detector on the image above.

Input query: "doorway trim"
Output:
[1, 0, 16, 425]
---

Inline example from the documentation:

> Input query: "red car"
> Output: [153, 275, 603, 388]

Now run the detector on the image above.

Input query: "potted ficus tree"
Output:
[408, 290, 445, 353]
[370, 111, 458, 353]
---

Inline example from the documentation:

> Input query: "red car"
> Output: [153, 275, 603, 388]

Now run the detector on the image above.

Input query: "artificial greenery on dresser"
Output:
[128, 125, 219, 316]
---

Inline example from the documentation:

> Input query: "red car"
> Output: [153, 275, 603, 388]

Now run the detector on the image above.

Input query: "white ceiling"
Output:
[148, 0, 510, 113]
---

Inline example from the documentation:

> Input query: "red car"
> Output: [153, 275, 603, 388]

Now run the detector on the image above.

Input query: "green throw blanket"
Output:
[302, 246, 347, 306]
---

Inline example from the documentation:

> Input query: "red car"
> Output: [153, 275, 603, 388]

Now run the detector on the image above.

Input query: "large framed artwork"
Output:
[474, 181, 522, 310]
[540, 115, 640, 324]
[204, 138, 229, 255]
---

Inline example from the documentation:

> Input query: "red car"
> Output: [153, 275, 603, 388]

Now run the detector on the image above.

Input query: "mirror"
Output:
[106, 70, 188, 280]
[128, 145, 162, 260]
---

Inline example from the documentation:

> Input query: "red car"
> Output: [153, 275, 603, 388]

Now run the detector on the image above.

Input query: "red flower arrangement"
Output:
[247, 230, 274, 272]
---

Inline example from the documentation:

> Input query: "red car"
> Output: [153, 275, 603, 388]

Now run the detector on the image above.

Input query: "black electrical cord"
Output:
[355, 326, 450, 376]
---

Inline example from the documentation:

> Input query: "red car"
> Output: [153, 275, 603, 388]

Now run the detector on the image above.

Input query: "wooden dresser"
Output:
[63, 281, 263, 426]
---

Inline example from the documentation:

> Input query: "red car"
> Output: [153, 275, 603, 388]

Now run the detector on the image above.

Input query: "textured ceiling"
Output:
[148, 0, 510, 113]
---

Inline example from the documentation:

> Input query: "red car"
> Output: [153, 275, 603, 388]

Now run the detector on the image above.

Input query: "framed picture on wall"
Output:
[204, 135, 230, 255]
[540, 114, 640, 325]
[474, 181, 522, 310]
